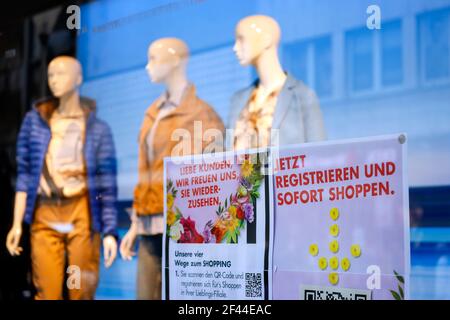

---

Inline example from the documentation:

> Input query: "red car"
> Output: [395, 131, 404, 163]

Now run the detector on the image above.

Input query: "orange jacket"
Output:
[133, 85, 225, 215]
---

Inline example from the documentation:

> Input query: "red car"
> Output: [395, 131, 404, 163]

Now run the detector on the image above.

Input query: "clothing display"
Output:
[233, 81, 283, 150]
[228, 73, 327, 149]
[133, 84, 225, 216]
[2, 2, 445, 304]
[38, 109, 87, 198]
[15, 94, 118, 300]
[133, 93, 178, 236]
[16, 97, 118, 236]
[130, 81, 225, 299]
[31, 194, 100, 300]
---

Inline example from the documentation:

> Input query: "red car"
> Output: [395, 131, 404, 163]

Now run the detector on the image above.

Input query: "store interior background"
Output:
[1, 0, 449, 299]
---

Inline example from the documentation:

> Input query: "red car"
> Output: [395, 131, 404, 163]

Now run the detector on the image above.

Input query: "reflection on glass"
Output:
[381, 20, 403, 86]
[418, 8, 450, 82]
[346, 27, 374, 92]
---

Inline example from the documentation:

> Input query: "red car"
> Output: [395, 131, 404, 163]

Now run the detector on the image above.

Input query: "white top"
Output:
[39, 110, 87, 197]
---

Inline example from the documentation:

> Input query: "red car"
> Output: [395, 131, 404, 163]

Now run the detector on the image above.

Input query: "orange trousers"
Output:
[31, 194, 100, 300]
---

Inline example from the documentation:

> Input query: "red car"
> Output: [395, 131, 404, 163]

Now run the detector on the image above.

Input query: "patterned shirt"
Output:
[233, 84, 283, 151]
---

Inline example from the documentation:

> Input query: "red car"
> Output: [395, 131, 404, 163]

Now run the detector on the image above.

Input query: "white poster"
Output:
[272, 134, 410, 300]
[162, 150, 273, 300]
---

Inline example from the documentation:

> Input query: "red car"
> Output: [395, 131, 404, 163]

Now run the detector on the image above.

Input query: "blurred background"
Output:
[0, 0, 449, 300]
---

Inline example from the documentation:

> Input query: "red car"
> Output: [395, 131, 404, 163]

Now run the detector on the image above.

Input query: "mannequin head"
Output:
[233, 15, 281, 66]
[47, 56, 82, 98]
[145, 38, 189, 84]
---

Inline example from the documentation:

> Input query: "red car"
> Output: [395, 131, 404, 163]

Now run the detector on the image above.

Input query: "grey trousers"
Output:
[137, 234, 163, 300]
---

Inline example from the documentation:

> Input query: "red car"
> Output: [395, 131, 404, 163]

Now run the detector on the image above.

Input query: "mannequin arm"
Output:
[103, 235, 118, 268]
[6, 191, 27, 256]
[119, 209, 138, 261]
[96, 124, 119, 267]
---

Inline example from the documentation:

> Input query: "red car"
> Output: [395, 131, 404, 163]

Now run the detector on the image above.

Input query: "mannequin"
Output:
[234, 15, 287, 101]
[229, 15, 326, 150]
[147, 38, 190, 106]
[119, 38, 224, 300]
[6, 56, 118, 300]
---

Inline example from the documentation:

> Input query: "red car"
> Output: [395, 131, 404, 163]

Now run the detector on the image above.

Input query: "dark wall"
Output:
[0, 1, 85, 300]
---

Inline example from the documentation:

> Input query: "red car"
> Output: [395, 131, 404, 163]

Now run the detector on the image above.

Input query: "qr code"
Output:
[302, 286, 371, 300]
[245, 273, 262, 298]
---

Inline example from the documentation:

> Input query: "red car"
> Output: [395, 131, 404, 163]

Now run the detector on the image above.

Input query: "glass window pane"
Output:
[283, 41, 309, 86]
[346, 28, 374, 92]
[418, 9, 450, 81]
[314, 36, 333, 97]
[381, 20, 403, 86]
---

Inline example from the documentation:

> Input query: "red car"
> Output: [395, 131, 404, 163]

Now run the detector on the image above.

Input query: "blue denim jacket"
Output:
[16, 97, 118, 236]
